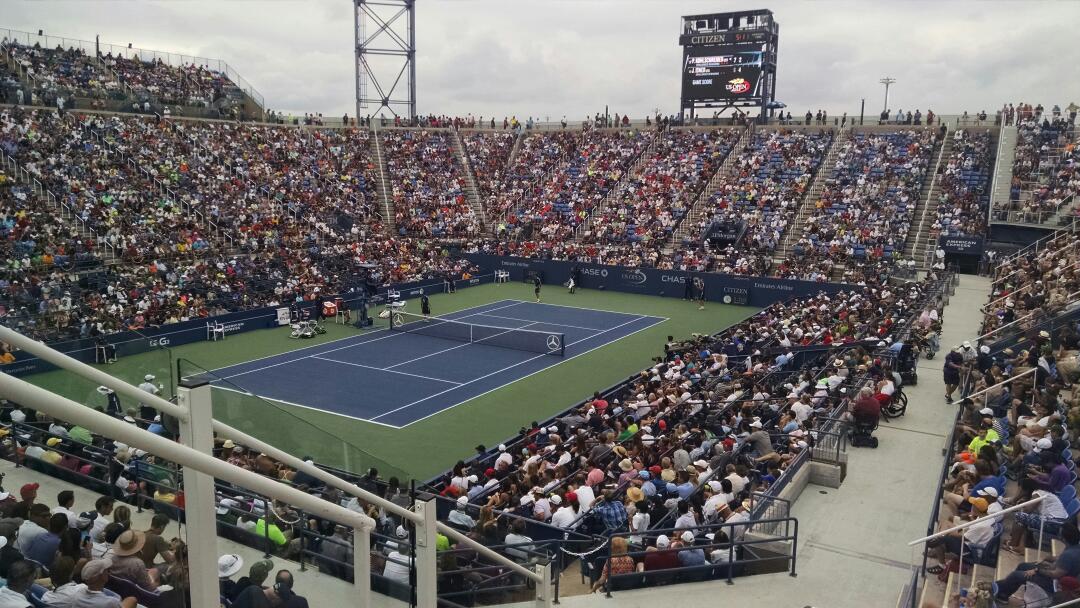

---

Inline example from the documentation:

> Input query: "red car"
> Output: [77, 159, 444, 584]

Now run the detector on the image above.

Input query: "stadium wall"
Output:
[3, 273, 495, 378]
[462, 253, 852, 306]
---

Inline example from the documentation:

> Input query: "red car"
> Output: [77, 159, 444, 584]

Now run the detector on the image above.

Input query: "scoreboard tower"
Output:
[679, 9, 779, 121]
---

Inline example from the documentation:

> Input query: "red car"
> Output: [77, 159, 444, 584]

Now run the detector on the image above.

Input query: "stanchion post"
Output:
[176, 378, 224, 608]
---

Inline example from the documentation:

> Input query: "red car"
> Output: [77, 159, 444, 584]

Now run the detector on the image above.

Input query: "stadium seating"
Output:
[998, 106, 1080, 225]
[931, 130, 993, 239]
[668, 129, 833, 276]
[583, 128, 741, 247]
[791, 130, 936, 265]
[498, 128, 652, 247]
[383, 129, 477, 237]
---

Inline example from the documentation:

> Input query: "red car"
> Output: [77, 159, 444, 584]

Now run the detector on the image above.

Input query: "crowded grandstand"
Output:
[0, 5, 1078, 608]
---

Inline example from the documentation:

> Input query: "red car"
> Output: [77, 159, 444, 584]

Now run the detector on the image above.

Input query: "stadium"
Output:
[0, 1, 1077, 607]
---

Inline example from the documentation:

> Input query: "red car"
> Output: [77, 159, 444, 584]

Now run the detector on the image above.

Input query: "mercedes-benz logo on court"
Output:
[546, 335, 562, 350]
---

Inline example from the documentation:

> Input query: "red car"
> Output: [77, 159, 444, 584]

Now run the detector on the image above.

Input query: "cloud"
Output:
[4, 0, 1079, 118]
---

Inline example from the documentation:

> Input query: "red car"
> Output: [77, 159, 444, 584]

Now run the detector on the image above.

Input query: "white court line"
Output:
[393, 314, 668, 428]
[311, 356, 464, 385]
[215, 300, 525, 381]
[370, 314, 652, 422]
[470, 312, 607, 333]
[382, 320, 543, 370]
[210, 384, 404, 429]
[508, 299, 670, 322]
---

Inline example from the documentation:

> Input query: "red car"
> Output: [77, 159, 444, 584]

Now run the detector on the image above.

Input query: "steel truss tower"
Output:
[354, 0, 416, 120]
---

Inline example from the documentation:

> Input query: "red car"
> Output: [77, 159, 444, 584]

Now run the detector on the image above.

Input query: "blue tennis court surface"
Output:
[207, 300, 666, 428]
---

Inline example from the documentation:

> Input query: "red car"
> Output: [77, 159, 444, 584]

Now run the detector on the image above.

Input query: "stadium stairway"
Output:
[573, 131, 660, 241]
[506, 131, 525, 168]
[772, 127, 846, 263]
[83, 116, 237, 249]
[0, 147, 119, 261]
[904, 126, 953, 269]
[663, 126, 749, 254]
[449, 129, 488, 230]
[371, 129, 395, 233]
[989, 125, 1018, 214]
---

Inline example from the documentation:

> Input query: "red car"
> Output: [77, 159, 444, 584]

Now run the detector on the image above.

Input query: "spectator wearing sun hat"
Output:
[218, 553, 245, 599]
[110, 529, 156, 590]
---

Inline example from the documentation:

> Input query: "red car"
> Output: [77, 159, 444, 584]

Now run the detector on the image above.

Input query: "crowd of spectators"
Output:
[791, 130, 937, 266]
[383, 130, 477, 237]
[1002, 106, 1079, 224]
[461, 131, 516, 202]
[981, 237, 1080, 337]
[583, 129, 740, 248]
[2, 39, 244, 114]
[920, 250, 1080, 607]
[668, 129, 833, 277]
[498, 128, 651, 247]
[930, 129, 993, 239]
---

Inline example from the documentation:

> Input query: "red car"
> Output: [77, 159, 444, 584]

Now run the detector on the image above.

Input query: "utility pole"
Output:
[879, 77, 896, 114]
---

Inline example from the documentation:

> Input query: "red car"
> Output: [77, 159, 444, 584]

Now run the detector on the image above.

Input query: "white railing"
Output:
[909, 495, 1046, 604]
[0, 325, 551, 608]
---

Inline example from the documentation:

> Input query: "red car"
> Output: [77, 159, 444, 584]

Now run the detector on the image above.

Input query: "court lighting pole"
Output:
[879, 77, 897, 113]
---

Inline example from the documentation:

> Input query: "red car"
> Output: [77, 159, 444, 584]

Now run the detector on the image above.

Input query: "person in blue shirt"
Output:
[676, 531, 706, 567]
[991, 522, 1080, 603]
[24, 513, 67, 567]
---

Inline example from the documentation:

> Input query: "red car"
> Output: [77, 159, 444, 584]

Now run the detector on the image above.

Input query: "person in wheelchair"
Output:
[847, 387, 882, 438]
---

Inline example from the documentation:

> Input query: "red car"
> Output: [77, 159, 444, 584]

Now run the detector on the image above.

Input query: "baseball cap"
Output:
[20, 483, 39, 499]
[681, 531, 694, 543]
[1034, 437, 1053, 452]
[550, 494, 562, 506]
[979, 345, 990, 354]
[144, 374, 155, 381]
[82, 558, 113, 580]
[248, 560, 274, 585]
[655, 535, 670, 549]
[978, 408, 994, 416]
[456, 496, 469, 507]
[977, 487, 999, 498]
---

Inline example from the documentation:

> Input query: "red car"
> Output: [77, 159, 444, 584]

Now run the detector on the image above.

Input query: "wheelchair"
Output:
[849, 415, 880, 448]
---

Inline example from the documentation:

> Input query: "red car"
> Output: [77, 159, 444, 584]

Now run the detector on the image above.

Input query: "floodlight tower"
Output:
[879, 76, 896, 113]
[354, 0, 416, 121]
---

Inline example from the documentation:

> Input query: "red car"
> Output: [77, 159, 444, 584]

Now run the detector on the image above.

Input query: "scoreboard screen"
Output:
[681, 43, 766, 102]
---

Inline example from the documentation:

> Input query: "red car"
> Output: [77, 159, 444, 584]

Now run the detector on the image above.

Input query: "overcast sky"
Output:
[5, 0, 1080, 120]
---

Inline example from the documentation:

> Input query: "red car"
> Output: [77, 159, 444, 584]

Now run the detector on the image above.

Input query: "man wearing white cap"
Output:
[642, 535, 679, 571]
[447, 496, 476, 529]
[676, 530, 706, 566]
[137, 374, 162, 421]
[73, 557, 138, 607]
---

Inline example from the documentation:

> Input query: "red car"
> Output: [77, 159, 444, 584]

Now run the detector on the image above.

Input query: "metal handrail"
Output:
[962, 367, 1036, 403]
[973, 309, 1044, 343]
[908, 495, 1044, 547]
[985, 259, 1080, 312]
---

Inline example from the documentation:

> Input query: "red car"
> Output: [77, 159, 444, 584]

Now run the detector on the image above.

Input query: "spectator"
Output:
[109, 530, 156, 590]
[71, 558, 137, 608]
[23, 513, 66, 568]
[51, 491, 78, 529]
[591, 536, 635, 592]
[0, 559, 36, 608]
[138, 514, 174, 568]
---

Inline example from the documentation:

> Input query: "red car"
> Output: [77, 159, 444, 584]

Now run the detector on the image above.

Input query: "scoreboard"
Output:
[682, 43, 767, 102]
[679, 10, 779, 114]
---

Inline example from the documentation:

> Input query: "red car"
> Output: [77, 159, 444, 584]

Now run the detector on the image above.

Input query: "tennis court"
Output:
[205, 300, 666, 428]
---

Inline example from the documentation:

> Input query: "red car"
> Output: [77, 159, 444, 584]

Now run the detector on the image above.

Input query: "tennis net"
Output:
[389, 311, 566, 356]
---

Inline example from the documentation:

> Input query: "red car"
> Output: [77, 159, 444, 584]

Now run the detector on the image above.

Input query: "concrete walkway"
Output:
[504, 274, 992, 608]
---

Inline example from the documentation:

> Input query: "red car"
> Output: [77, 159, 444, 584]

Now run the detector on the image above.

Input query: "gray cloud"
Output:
[5, 0, 1079, 119]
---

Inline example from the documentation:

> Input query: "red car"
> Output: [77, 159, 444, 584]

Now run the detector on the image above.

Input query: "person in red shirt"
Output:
[640, 535, 680, 571]
[591, 392, 609, 415]
[851, 387, 882, 425]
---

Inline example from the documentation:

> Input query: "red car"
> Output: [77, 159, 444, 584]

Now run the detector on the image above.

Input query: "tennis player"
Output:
[694, 276, 706, 310]
[420, 289, 431, 318]
[533, 275, 542, 303]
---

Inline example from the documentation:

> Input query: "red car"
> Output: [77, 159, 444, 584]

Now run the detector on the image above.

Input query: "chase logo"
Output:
[661, 274, 686, 284]
[581, 268, 608, 278]
[620, 270, 647, 285]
